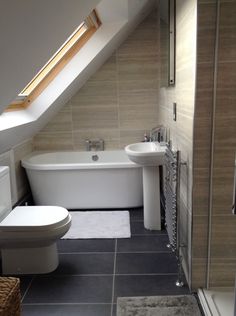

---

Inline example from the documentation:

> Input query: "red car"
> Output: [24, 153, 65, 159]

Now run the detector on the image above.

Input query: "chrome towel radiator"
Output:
[164, 143, 186, 287]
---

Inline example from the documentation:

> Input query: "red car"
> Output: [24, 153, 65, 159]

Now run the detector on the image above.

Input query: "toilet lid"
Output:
[0, 206, 70, 231]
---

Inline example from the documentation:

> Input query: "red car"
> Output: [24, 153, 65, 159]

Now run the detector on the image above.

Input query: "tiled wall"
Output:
[33, 11, 160, 151]
[158, 0, 197, 287]
[191, 0, 217, 289]
[192, 0, 236, 289]
[208, 0, 236, 288]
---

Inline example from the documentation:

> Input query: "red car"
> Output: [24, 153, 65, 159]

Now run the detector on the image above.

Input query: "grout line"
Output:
[115, 273, 179, 276]
[22, 302, 112, 306]
[111, 239, 117, 316]
[58, 250, 172, 255]
[21, 276, 35, 303]
[207, 0, 220, 289]
[40, 272, 180, 277]
[36, 274, 114, 277]
[58, 251, 115, 255]
[131, 233, 168, 236]
[24, 272, 177, 276]
[116, 251, 172, 254]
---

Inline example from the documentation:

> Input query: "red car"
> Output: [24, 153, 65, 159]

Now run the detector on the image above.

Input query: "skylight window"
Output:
[6, 10, 101, 111]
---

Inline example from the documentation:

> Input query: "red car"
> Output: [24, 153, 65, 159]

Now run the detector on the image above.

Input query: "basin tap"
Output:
[143, 133, 150, 142]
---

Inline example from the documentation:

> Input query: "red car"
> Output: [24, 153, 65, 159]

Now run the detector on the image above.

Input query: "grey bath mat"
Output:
[117, 295, 202, 316]
[62, 210, 131, 239]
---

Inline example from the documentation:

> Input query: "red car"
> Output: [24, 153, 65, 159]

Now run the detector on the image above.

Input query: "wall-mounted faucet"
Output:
[85, 139, 104, 151]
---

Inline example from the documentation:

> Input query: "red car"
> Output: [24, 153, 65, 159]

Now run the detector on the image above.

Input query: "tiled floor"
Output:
[11, 209, 190, 315]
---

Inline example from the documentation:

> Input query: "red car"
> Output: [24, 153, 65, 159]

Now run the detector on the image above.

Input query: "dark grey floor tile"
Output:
[112, 304, 117, 316]
[22, 304, 111, 316]
[131, 221, 167, 235]
[116, 253, 178, 274]
[114, 275, 189, 299]
[58, 239, 115, 253]
[117, 235, 170, 252]
[23, 275, 113, 304]
[51, 253, 114, 275]
[129, 208, 143, 221]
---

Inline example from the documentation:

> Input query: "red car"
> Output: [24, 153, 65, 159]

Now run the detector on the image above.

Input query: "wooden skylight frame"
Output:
[6, 10, 101, 112]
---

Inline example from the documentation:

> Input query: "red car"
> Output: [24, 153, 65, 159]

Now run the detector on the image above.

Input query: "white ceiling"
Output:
[0, 0, 101, 112]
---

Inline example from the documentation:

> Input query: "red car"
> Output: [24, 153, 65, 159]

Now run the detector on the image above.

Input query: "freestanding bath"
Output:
[22, 150, 143, 209]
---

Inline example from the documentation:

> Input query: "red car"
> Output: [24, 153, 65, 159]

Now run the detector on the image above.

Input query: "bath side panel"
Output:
[26, 168, 143, 209]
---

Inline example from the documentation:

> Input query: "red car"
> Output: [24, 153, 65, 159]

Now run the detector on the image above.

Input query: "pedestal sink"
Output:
[125, 142, 166, 230]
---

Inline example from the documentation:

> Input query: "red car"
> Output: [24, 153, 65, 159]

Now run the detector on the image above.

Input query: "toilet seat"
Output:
[0, 206, 70, 232]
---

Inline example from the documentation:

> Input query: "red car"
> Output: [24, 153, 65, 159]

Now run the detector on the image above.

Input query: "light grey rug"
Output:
[62, 211, 131, 239]
[117, 295, 202, 316]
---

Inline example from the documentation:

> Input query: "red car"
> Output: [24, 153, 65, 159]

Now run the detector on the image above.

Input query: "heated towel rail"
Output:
[164, 143, 186, 287]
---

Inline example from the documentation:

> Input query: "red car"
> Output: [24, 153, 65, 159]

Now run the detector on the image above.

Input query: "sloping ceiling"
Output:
[0, 0, 156, 153]
[0, 0, 101, 112]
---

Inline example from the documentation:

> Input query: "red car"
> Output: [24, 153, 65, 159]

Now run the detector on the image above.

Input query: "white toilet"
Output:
[0, 166, 71, 275]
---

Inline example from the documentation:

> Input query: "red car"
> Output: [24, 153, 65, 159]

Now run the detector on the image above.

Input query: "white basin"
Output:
[125, 142, 165, 166]
[125, 141, 166, 230]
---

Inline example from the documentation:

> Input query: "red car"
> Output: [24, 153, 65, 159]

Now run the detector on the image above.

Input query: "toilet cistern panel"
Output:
[0, 166, 12, 222]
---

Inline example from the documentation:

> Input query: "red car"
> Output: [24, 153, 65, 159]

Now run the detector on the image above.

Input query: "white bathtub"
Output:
[22, 151, 143, 209]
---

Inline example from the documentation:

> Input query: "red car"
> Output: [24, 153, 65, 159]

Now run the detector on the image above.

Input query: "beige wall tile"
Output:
[117, 55, 159, 82]
[119, 130, 148, 148]
[216, 62, 236, 117]
[212, 168, 235, 215]
[191, 258, 207, 290]
[210, 215, 236, 258]
[71, 80, 117, 108]
[41, 110, 72, 133]
[72, 106, 119, 130]
[73, 129, 120, 151]
[119, 104, 158, 130]
[33, 10, 160, 152]
[209, 258, 236, 287]
[193, 168, 211, 216]
[198, 3, 217, 29]
[90, 55, 117, 82]
[33, 133, 73, 151]
[192, 215, 209, 258]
